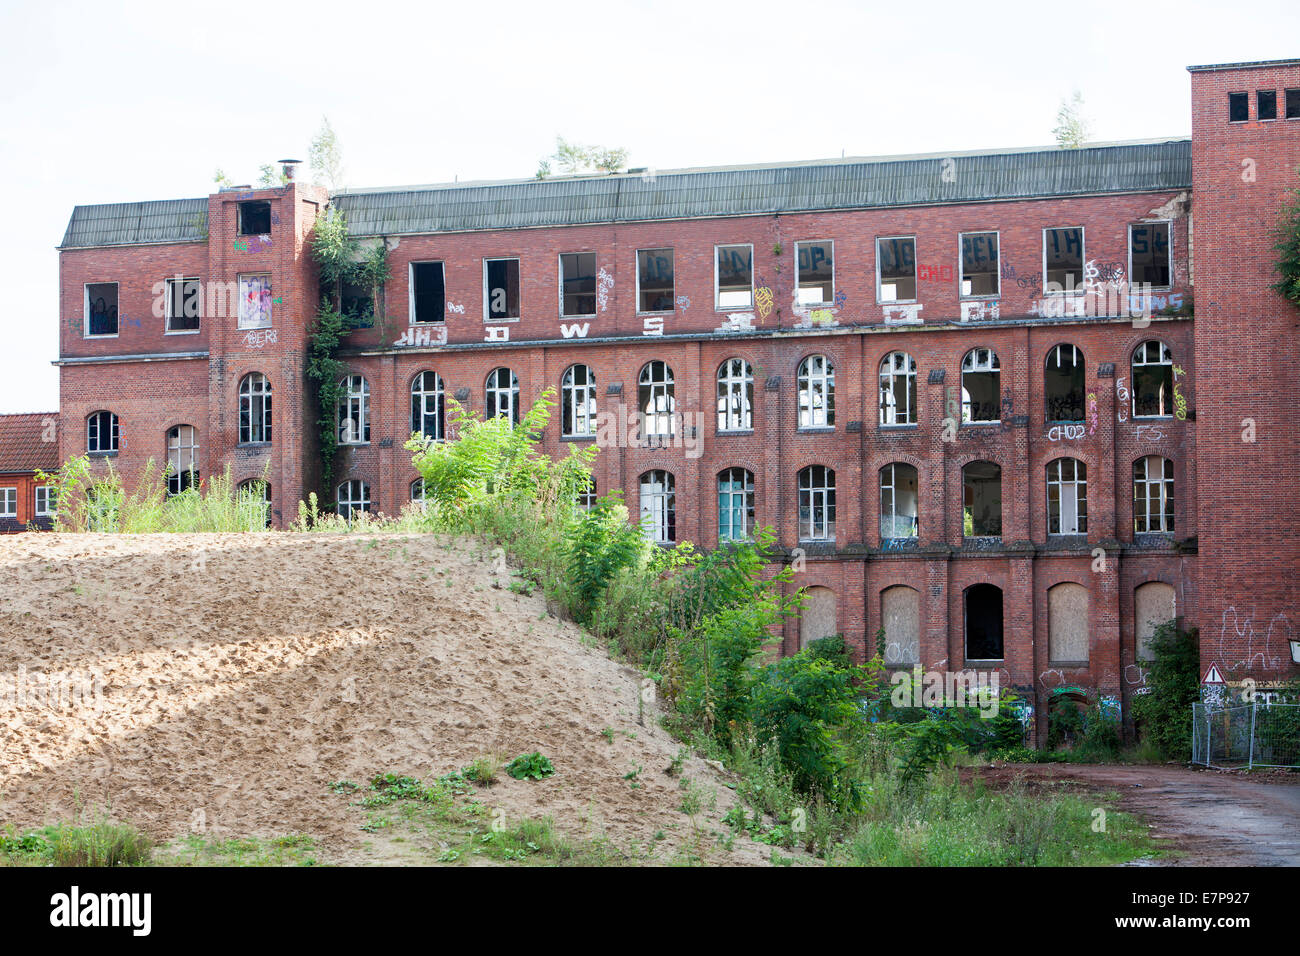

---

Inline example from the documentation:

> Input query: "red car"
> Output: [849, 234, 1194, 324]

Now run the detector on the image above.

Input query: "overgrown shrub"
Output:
[564, 493, 648, 623]
[1130, 620, 1200, 761]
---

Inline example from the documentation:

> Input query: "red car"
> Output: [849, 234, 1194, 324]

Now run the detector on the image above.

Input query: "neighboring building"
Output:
[52, 59, 1300, 740]
[0, 413, 60, 531]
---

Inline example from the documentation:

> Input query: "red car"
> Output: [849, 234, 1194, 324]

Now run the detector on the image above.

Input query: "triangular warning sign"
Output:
[1202, 664, 1225, 685]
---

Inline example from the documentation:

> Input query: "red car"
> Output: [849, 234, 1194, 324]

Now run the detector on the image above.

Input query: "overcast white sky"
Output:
[0, 0, 1295, 413]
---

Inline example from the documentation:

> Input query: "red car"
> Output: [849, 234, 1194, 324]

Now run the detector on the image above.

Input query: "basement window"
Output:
[961, 348, 1001, 423]
[637, 248, 674, 313]
[560, 252, 597, 317]
[1287, 89, 1300, 119]
[411, 261, 445, 323]
[877, 236, 916, 302]
[239, 201, 271, 236]
[1044, 227, 1084, 292]
[484, 258, 520, 321]
[1258, 90, 1278, 121]
[85, 282, 118, 336]
[1229, 92, 1249, 122]
[795, 241, 834, 306]
[1130, 222, 1171, 289]
[960, 232, 999, 297]
[715, 244, 753, 309]
[166, 277, 202, 332]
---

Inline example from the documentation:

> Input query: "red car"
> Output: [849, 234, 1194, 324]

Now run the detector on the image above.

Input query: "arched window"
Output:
[410, 477, 425, 509]
[799, 586, 838, 649]
[881, 586, 920, 666]
[638, 361, 675, 437]
[961, 348, 1000, 423]
[1134, 456, 1174, 533]
[718, 467, 755, 541]
[797, 465, 836, 541]
[1045, 344, 1085, 423]
[964, 583, 1004, 661]
[717, 358, 753, 432]
[1132, 340, 1174, 417]
[87, 410, 119, 453]
[337, 479, 371, 520]
[411, 371, 445, 440]
[338, 375, 370, 444]
[561, 364, 597, 437]
[239, 373, 272, 444]
[880, 463, 919, 539]
[1048, 582, 1090, 663]
[640, 470, 675, 542]
[798, 355, 835, 428]
[166, 424, 199, 495]
[238, 478, 271, 527]
[1047, 458, 1087, 535]
[962, 460, 1002, 537]
[486, 367, 520, 424]
[1135, 582, 1176, 662]
[879, 351, 917, 425]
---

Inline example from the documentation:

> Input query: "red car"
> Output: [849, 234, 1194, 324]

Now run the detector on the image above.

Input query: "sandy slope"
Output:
[0, 532, 784, 865]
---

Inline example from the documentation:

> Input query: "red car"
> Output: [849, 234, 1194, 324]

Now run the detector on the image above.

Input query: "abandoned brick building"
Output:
[52, 58, 1300, 737]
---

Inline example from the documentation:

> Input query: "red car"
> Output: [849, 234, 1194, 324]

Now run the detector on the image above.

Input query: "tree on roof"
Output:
[1053, 91, 1091, 149]
[535, 136, 629, 179]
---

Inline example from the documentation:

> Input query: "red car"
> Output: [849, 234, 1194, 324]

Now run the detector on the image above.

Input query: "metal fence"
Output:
[1192, 701, 1300, 769]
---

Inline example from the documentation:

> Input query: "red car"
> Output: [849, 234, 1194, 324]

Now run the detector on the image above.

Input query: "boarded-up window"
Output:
[800, 586, 837, 649]
[1135, 582, 1175, 662]
[881, 586, 920, 665]
[1048, 583, 1090, 663]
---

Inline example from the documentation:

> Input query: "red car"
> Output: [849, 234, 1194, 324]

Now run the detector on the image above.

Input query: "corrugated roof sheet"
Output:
[60, 198, 208, 249]
[0, 413, 60, 474]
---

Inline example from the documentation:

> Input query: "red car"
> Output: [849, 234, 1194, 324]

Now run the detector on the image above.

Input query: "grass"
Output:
[1, 814, 152, 867]
[159, 833, 320, 867]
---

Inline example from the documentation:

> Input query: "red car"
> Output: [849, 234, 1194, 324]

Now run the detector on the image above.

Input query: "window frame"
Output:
[238, 372, 273, 445]
[84, 282, 119, 338]
[1044, 343, 1085, 424]
[558, 252, 598, 319]
[876, 235, 917, 304]
[0, 486, 16, 518]
[410, 370, 445, 441]
[638, 360, 676, 437]
[879, 462, 919, 540]
[1131, 340, 1175, 419]
[1257, 89, 1278, 122]
[1133, 456, 1175, 534]
[797, 465, 836, 542]
[336, 479, 372, 521]
[34, 485, 56, 517]
[717, 467, 755, 542]
[165, 424, 200, 496]
[879, 351, 917, 426]
[797, 354, 836, 429]
[338, 374, 371, 445]
[86, 410, 119, 453]
[485, 367, 520, 424]
[1047, 457, 1088, 536]
[1042, 226, 1085, 295]
[640, 469, 676, 543]
[958, 231, 1000, 299]
[1228, 91, 1250, 123]
[409, 260, 446, 325]
[165, 276, 203, 334]
[238, 478, 272, 527]
[635, 248, 675, 315]
[237, 273, 273, 330]
[962, 460, 1003, 539]
[714, 243, 755, 311]
[716, 358, 754, 433]
[960, 348, 1002, 424]
[1128, 221, 1173, 292]
[238, 200, 272, 236]
[794, 240, 835, 307]
[561, 363, 598, 438]
[482, 257, 521, 323]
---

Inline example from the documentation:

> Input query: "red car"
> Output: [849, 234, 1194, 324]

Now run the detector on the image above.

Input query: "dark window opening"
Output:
[485, 258, 520, 320]
[86, 283, 118, 336]
[878, 236, 916, 301]
[166, 278, 202, 332]
[637, 248, 674, 312]
[1045, 344, 1085, 422]
[87, 410, 119, 453]
[1229, 91, 1249, 122]
[412, 262, 445, 323]
[964, 584, 1004, 661]
[239, 201, 272, 236]
[560, 252, 597, 317]
[1131, 340, 1174, 418]
[1258, 90, 1277, 121]
[1130, 222, 1170, 288]
[341, 278, 374, 329]
[961, 348, 1001, 423]
[1286, 89, 1300, 119]
[963, 460, 1002, 538]
[1044, 227, 1083, 291]
[961, 232, 999, 296]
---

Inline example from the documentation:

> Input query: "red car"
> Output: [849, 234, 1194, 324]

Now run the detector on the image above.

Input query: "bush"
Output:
[47, 816, 152, 867]
[505, 752, 555, 780]
[564, 493, 648, 624]
[1130, 620, 1200, 761]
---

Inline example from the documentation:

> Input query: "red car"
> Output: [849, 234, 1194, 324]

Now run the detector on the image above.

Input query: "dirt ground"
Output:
[0, 532, 792, 866]
[969, 763, 1300, 866]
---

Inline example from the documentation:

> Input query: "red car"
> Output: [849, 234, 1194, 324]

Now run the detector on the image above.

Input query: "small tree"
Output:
[1272, 167, 1300, 307]
[309, 116, 346, 193]
[536, 136, 629, 178]
[1130, 620, 1200, 761]
[1053, 90, 1091, 149]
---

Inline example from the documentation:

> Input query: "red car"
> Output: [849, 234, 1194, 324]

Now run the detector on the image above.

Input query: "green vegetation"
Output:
[1, 814, 152, 867]
[505, 752, 556, 780]
[1274, 166, 1300, 308]
[1131, 620, 1201, 761]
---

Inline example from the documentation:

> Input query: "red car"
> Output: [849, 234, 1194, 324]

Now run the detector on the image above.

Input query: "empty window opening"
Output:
[338, 375, 370, 444]
[561, 364, 597, 437]
[960, 232, 999, 296]
[1135, 582, 1175, 662]
[640, 470, 676, 543]
[560, 253, 597, 317]
[87, 410, 118, 453]
[1048, 583, 1090, 663]
[1130, 222, 1171, 289]
[239, 373, 272, 444]
[1134, 456, 1174, 534]
[341, 277, 374, 328]
[798, 465, 836, 541]
[799, 586, 838, 649]
[166, 424, 200, 495]
[716, 358, 753, 431]
[716, 244, 753, 309]
[1131, 340, 1174, 417]
[963, 460, 1002, 538]
[85, 283, 118, 336]
[878, 236, 916, 301]
[412, 262, 445, 323]
[1228, 91, 1249, 122]
[879, 351, 917, 425]
[880, 463, 919, 540]
[239, 201, 272, 236]
[1286, 88, 1300, 119]
[798, 354, 835, 428]
[1258, 89, 1277, 121]
[637, 248, 674, 312]
[484, 258, 520, 320]
[1047, 457, 1087, 535]
[961, 348, 1001, 423]
[964, 583, 1004, 661]
[238, 274, 272, 329]
[34, 485, 57, 517]
[485, 367, 520, 424]
[881, 586, 920, 666]
[795, 241, 834, 306]
[166, 277, 202, 332]
[239, 478, 272, 527]
[638, 361, 676, 437]
[718, 467, 755, 542]
[1044, 344, 1085, 422]
[336, 479, 371, 520]
[1044, 227, 1084, 292]
[0, 487, 16, 518]
[411, 371, 445, 441]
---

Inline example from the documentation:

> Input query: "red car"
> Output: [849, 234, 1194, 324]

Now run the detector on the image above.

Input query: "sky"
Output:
[0, 0, 1296, 413]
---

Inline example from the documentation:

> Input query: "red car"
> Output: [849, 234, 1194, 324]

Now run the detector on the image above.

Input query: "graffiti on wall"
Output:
[1218, 606, 1292, 673]
[395, 324, 449, 347]
[1115, 376, 1129, 424]
[596, 267, 614, 312]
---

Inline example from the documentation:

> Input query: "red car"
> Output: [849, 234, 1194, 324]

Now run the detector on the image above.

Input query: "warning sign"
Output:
[1201, 664, 1225, 685]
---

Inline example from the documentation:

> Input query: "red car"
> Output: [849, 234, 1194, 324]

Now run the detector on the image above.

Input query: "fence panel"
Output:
[1192, 701, 1300, 769]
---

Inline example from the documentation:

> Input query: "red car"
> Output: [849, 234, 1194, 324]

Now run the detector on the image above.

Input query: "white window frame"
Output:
[714, 243, 754, 311]
[717, 467, 755, 542]
[561, 364, 597, 437]
[337, 479, 371, 520]
[958, 231, 1000, 299]
[798, 465, 836, 541]
[1128, 221, 1173, 293]
[165, 276, 203, 334]
[84, 282, 119, 338]
[794, 240, 835, 307]
[34, 485, 56, 517]
[338, 375, 370, 445]
[798, 354, 835, 429]
[1042, 226, 1085, 295]
[961, 348, 1001, 424]
[879, 351, 917, 426]
[485, 367, 520, 424]
[482, 257, 520, 323]
[638, 361, 676, 437]
[716, 358, 753, 432]
[559, 252, 598, 319]
[0, 486, 16, 518]
[410, 478, 426, 509]
[1134, 456, 1174, 534]
[1045, 343, 1085, 423]
[166, 424, 200, 495]
[411, 370, 445, 440]
[409, 260, 446, 325]
[640, 470, 675, 543]
[1131, 340, 1175, 419]
[239, 373, 272, 444]
[880, 463, 919, 540]
[635, 248, 675, 315]
[87, 410, 119, 453]
[876, 236, 917, 304]
[1047, 457, 1088, 536]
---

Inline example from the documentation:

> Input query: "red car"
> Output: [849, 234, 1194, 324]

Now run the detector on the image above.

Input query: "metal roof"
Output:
[1187, 58, 1300, 72]
[60, 198, 208, 249]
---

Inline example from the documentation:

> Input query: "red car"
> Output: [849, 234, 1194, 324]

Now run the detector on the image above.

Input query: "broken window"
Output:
[485, 367, 520, 424]
[336, 479, 371, 520]
[166, 424, 200, 495]
[1044, 227, 1084, 292]
[411, 262, 445, 323]
[1047, 457, 1087, 535]
[960, 232, 999, 297]
[0, 487, 16, 518]
[799, 586, 838, 649]
[637, 248, 674, 313]
[961, 348, 1001, 423]
[238, 274, 272, 329]
[1135, 581, 1175, 661]
[798, 465, 836, 541]
[795, 241, 834, 306]
[1044, 344, 1085, 422]
[1129, 222, 1171, 289]
[1048, 583, 1090, 663]
[964, 583, 1004, 661]
[1133, 456, 1174, 534]
[1131, 340, 1174, 417]
[1229, 91, 1249, 122]
[560, 253, 597, 317]
[716, 358, 753, 432]
[879, 351, 916, 425]
[338, 375, 370, 444]
[962, 460, 1002, 538]
[239, 478, 272, 527]
[239, 201, 272, 236]
[881, 586, 920, 666]
[410, 478, 425, 509]
[85, 283, 118, 336]
[640, 470, 675, 543]
[484, 258, 520, 321]
[166, 277, 202, 332]
[341, 278, 374, 329]
[638, 361, 676, 436]
[411, 371, 445, 440]
[880, 463, 919, 540]
[561, 364, 597, 437]
[877, 236, 916, 301]
[577, 476, 596, 511]
[718, 467, 755, 541]
[1287, 88, 1300, 119]
[86, 410, 118, 453]
[798, 354, 835, 428]
[1258, 89, 1278, 121]
[716, 244, 753, 309]
[238, 372, 272, 443]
